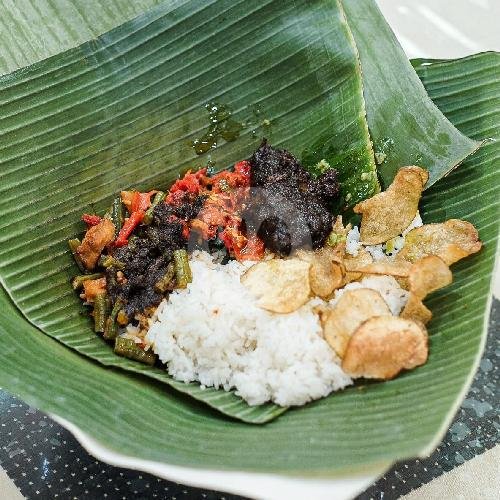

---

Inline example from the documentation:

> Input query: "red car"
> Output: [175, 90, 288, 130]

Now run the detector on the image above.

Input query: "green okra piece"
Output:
[154, 262, 176, 293]
[143, 191, 165, 225]
[114, 337, 156, 366]
[68, 238, 86, 272]
[71, 273, 104, 290]
[103, 299, 123, 340]
[93, 292, 108, 333]
[111, 196, 124, 236]
[173, 249, 192, 288]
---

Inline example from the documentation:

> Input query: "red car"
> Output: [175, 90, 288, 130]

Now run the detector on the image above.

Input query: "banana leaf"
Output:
[0, 2, 492, 423]
[0, 0, 163, 75]
[0, 0, 380, 423]
[0, 51, 498, 474]
[342, 0, 482, 188]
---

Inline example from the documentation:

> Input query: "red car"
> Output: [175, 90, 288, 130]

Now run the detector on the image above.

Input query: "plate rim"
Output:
[50, 414, 380, 500]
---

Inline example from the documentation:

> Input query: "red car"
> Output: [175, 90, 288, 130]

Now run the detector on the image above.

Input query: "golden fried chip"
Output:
[321, 289, 391, 358]
[349, 260, 412, 278]
[408, 255, 452, 299]
[399, 255, 451, 324]
[353, 166, 429, 245]
[343, 248, 373, 285]
[400, 294, 432, 325]
[397, 219, 481, 265]
[296, 247, 345, 298]
[241, 259, 311, 313]
[342, 316, 428, 379]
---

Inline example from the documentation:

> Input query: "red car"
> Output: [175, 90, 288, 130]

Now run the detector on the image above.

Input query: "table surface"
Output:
[1, 1, 499, 499]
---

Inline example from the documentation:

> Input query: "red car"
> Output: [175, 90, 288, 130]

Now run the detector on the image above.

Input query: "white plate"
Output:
[52, 415, 379, 500]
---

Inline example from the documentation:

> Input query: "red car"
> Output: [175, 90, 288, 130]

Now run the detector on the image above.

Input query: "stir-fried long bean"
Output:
[111, 196, 123, 236]
[71, 273, 104, 290]
[93, 293, 108, 333]
[143, 191, 165, 225]
[103, 299, 123, 340]
[154, 262, 175, 293]
[173, 249, 192, 288]
[101, 255, 125, 270]
[68, 238, 85, 272]
[114, 338, 156, 365]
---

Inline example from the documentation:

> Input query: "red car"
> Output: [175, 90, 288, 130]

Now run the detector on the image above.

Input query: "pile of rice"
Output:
[146, 243, 411, 406]
[146, 252, 351, 406]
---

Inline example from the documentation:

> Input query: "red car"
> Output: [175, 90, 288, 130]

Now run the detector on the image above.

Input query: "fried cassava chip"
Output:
[408, 255, 452, 298]
[296, 247, 345, 298]
[397, 219, 482, 265]
[400, 294, 433, 325]
[321, 289, 390, 358]
[353, 166, 429, 245]
[241, 259, 311, 313]
[343, 248, 374, 285]
[342, 316, 428, 379]
[348, 260, 412, 278]
[401, 255, 452, 324]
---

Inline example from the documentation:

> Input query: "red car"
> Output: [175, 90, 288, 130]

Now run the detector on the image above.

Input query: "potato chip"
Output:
[297, 247, 345, 298]
[408, 255, 452, 299]
[343, 248, 373, 285]
[321, 289, 390, 358]
[342, 316, 428, 379]
[397, 219, 481, 265]
[348, 260, 412, 278]
[400, 255, 452, 324]
[241, 258, 311, 313]
[400, 294, 432, 324]
[353, 166, 428, 245]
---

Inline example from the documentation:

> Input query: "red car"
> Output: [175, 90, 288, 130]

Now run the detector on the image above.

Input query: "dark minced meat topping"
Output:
[106, 195, 205, 317]
[244, 140, 340, 255]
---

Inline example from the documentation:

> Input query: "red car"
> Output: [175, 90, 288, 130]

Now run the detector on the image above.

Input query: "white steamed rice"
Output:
[146, 247, 410, 406]
[146, 252, 353, 406]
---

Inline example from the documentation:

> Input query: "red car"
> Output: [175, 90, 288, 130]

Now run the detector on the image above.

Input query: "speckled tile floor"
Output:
[1, 299, 497, 499]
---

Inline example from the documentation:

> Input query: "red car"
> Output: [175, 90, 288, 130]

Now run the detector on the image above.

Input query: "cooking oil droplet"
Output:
[191, 102, 243, 155]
